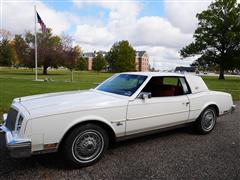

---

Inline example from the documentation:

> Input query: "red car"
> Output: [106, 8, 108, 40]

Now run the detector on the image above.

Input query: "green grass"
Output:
[0, 68, 113, 118]
[0, 68, 239, 122]
[202, 76, 240, 101]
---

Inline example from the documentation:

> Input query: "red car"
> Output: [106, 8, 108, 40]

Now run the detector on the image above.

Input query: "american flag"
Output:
[36, 12, 47, 33]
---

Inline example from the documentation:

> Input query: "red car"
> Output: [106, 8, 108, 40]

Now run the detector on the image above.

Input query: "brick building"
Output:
[83, 52, 94, 71]
[83, 50, 149, 72]
[83, 51, 108, 71]
[135, 51, 149, 72]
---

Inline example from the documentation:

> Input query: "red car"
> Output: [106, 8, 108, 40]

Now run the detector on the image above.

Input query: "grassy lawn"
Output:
[0, 68, 113, 118]
[0, 68, 239, 122]
[202, 76, 240, 101]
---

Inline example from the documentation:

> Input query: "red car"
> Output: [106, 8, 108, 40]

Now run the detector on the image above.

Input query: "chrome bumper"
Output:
[231, 105, 236, 113]
[0, 124, 32, 158]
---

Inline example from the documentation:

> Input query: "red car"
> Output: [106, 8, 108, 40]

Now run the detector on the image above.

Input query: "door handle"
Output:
[183, 102, 190, 106]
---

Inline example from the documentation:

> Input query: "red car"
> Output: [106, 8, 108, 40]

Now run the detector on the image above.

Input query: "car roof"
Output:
[119, 72, 208, 93]
[120, 71, 186, 77]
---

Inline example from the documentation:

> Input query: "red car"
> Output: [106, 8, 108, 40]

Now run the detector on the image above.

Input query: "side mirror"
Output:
[138, 92, 152, 100]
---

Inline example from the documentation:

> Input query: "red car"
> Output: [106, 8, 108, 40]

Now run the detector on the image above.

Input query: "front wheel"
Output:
[195, 107, 217, 134]
[63, 124, 109, 167]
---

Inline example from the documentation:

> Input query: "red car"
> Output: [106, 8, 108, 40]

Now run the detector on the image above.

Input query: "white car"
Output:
[0, 72, 236, 167]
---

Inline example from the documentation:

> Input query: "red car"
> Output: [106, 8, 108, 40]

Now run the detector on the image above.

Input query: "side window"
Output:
[142, 76, 186, 97]
[179, 77, 191, 94]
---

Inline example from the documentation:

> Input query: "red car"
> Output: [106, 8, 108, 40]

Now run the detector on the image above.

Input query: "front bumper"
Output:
[0, 124, 32, 158]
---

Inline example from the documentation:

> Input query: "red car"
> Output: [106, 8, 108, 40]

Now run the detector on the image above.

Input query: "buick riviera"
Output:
[0, 72, 236, 167]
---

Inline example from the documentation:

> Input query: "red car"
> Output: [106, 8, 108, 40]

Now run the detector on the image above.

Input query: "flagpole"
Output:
[34, 5, 38, 81]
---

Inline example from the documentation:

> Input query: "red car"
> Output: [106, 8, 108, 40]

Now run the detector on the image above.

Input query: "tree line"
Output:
[0, 29, 136, 75]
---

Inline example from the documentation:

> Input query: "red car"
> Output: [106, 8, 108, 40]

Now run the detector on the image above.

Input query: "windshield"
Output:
[97, 74, 147, 96]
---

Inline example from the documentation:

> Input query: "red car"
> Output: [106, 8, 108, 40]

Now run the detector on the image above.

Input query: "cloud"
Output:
[72, 2, 192, 48]
[2, 1, 75, 35]
[73, 0, 141, 41]
[71, 0, 141, 50]
[165, 0, 210, 33]
[71, 0, 200, 70]
[74, 24, 114, 45]
[132, 16, 192, 49]
[3, 0, 209, 70]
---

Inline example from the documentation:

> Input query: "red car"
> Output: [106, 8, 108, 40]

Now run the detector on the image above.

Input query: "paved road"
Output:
[0, 103, 239, 180]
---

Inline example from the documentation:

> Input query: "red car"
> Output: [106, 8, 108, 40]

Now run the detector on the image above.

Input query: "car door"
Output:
[126, 76, 190, 135]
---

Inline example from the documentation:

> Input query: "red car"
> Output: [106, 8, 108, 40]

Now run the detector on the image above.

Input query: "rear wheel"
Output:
[63, 123, 109, 167]
[195, 107, 217, 134]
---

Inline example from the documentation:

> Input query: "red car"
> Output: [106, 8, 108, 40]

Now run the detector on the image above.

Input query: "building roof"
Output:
[83, 51, 108, 58]
[83, 52, 95, 58]
[98, 50, 107, 54]
[136, 51, 146, 57]
[97, 50, 108, 57]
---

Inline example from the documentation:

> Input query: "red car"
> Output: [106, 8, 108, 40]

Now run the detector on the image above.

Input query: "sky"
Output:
[0, 0, 212, 70]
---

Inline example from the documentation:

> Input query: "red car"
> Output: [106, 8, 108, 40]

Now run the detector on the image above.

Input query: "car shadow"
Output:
[0, 125, 196, 173]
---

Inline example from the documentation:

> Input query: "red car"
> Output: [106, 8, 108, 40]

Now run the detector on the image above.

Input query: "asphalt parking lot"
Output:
[0, 102, 239, 180]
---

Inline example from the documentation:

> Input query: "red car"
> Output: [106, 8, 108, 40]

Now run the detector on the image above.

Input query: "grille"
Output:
[5, 108, 18, 131]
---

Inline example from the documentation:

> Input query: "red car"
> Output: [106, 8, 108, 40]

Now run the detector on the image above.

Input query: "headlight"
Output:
[16, 115, 24, 131]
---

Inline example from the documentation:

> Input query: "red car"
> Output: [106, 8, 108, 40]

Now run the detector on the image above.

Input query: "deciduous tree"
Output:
[26, 29, 63, 75]
[0, 39, 14, 66]
[12, 34, 30, 66]
[77, 56, 87, 71]
[107, 40, 136, 72]
[92, 53, 106, 72]
[180, 0, 240, 79]
[0, 29, 14, 66]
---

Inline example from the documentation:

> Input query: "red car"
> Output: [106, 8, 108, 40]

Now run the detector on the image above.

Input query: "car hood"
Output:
[14, 90, 128, 118]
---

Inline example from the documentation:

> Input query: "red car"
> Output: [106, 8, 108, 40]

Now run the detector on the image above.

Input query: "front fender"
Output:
[58, 115, 126, 149]
[62, 115, 117, 138]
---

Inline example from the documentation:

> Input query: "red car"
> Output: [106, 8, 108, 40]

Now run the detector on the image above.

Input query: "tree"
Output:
[180, 0, 240, 79]
[10, 41, 19, 66]
[77, 56, 87, 71]
[190, 55, 218, 72]
[61, 34, 82, 81]
[106, 40, 136, 72]
[12, 34, 30, 66]
[0, 29, 14, 66]
[61, 35, 77, 71]
[25, 29, 63, 75]
[0, 39, 14, 66]
[63, 46, 81, 82]
[63, 45, 81, 70]
[0, 29, 11, 40]
[92, 53, 106, 72]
